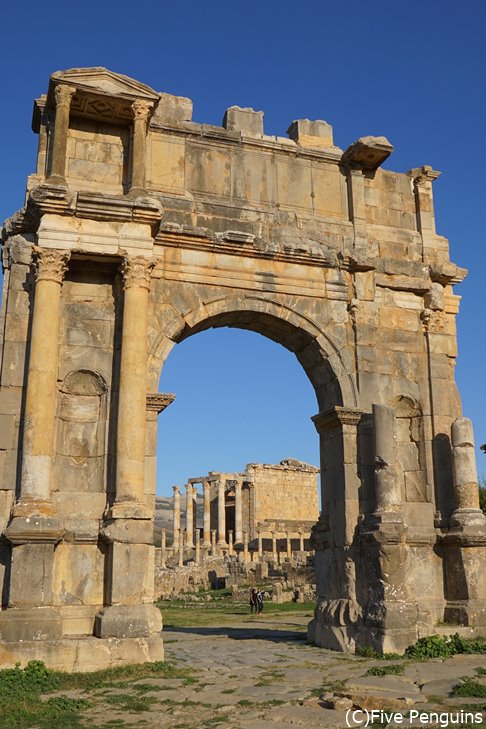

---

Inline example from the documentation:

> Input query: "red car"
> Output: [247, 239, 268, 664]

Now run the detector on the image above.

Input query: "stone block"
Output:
[95, 604, 162, 639]
[223, 106, 264, 136]
[287, 119, 333, 148]
[52, 543, 104, 607]
[0, 415, 15, 451]
[109, 543, 151, 604]
[60, 605, 97, 635]
[9, 543, 55, 608]
[0, 607, 62, 641]
[154, 92, 193, 123]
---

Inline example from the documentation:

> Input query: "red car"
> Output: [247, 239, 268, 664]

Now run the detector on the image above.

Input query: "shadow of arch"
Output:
[149, 295, 357, 412]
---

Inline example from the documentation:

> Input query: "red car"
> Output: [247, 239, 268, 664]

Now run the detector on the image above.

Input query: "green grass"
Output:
[366, 664, 405, 676]
[104, 694, 159, 712]
[451, 677, 486, 698]
[158, 597, 315, 627]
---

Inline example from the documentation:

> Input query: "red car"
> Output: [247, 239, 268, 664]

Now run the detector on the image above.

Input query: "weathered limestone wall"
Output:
[0, 67, 483, 668]
[249, 462, 319, 526]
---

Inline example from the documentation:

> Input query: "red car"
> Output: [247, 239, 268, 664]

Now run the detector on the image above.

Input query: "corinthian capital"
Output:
[120, 255, 155, 290]
[34, 247, 70, 284]
[131, 99, 153, 122]
[54, 84, 76, 108]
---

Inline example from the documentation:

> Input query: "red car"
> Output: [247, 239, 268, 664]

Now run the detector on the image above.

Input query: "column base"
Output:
[449, 508, 486, 530]
[95, 604, 162, 639]
[0, 634, 164, 672]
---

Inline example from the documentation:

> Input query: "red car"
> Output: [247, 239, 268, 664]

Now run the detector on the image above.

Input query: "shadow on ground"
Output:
[163, 624, 308, 643]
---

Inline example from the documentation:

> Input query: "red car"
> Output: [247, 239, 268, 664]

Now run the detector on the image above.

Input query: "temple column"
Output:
[172, 486, 180, 551]
[17, 247, 70, 511]
[178, 529, 185, 568]
[185, 484, 194, 548]
[449, 417, 486, 529]
[286, 532, 292, 559]
[257, 531, 263, 559]
[111, 255, 154, 518]
[228, 530, 234, 556]
[160, 529, 166, 568]
[217, 479, 226, 545]
[211, 529, 217, 555]
[48, 84, 76, 185]
[271, 531, 277, 560]
[243, 531, 249, 562]
[130, 99, 153, 196]
[202, 481, 211, 546]
[299, 530, 304, 552]
[194, 532, 200, 565]
[234, 480, 243, 543]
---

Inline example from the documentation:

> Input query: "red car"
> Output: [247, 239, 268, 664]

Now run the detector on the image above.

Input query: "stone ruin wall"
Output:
[0, 67, 484, 669]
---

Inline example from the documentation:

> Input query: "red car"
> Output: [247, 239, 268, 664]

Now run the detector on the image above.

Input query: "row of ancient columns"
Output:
[15, 247, 154, 519]
[172, 479, 244, 550]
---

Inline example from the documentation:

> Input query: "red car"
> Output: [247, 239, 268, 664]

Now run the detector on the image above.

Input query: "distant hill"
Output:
[154, 494, 203, 545]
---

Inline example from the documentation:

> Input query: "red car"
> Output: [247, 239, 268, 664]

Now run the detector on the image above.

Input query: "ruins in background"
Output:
[0, 67, 485, 671]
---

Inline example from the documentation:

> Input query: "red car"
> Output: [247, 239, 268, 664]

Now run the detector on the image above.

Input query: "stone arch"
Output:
[149, 295, 357, 412]
[55, 369, 108, 493]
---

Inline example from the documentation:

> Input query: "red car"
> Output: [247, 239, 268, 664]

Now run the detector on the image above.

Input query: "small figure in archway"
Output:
[255, 589, 264, 616]
[249, 588, 258, 614]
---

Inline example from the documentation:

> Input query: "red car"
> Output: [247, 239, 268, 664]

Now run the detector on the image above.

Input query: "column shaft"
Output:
[130, 100, 152, 194]
[185, 484, 194, 548]
[217, 480, 226, 544]
[114, 257, 154, 516]
[160, 529, 166, 568]
[172, 486, 180, 550]
[234, 480, 243, 543]
[49, 84, 76, 183]
[203, 482, 211, 546]
[20, 248, 70, 506]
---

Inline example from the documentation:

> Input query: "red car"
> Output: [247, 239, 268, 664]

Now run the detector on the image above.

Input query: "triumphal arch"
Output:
[0, 68, 484, 670]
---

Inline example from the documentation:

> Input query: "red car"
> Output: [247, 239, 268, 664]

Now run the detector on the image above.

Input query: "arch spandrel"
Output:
[148, 293, 358, 412]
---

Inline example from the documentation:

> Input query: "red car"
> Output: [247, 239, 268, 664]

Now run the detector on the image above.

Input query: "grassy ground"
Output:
[157, 597, 315, 627]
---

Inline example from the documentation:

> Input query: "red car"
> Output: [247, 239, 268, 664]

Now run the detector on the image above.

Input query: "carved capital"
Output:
[408, 165, 441, 188]
[312, 406, 363, 434]
[34, 247, 70, 284]
[131, 99, 153, 122]
[421, 308, 447, 333]
[203, 482, 211, 494]
[120, 255, 155, 290]
[172, 485, 180, 495]
[54, 84, 76, 108]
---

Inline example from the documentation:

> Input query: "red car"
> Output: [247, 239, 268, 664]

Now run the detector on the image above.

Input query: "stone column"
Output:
[347, 168, 367, 250]
[286, 532, 292, 559]
[18, 248, 70, 511]
[211, 529, 217, 555]
[243, 531, 249, 562]
[194, 531, 200, 566]
[257, 530, 263, 559]
[271, 531, 277, 560]
[299, 531, 304, 552]
[234, 480, 243, 543]
[185, 484, 194, 548]
[228, 530, 234, 556]
[160, 529, 166, 568]
[48, 84, 76, 185]
[373, 404, 402, 514]
[450, 417, 485, 527]
[130, 99, 153, 196]
[172, 485, 181, 551]
[217, 480, 226, 545]
[178, 529, 185, 567]
[112, 256, 154, 518]
[203, 481, 211, 547]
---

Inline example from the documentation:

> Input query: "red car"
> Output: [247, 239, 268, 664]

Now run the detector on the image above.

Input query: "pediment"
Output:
[50, 67, 159, 102]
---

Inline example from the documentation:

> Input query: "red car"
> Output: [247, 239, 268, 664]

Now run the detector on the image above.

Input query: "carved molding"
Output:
[146, 392, 175, 413]
[121, 255, 155, 290]
[34, 246, 70, 284]
[421, 308, 447, 333]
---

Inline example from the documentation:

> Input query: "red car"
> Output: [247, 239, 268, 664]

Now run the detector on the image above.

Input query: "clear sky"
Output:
[1, 0, 485, 494]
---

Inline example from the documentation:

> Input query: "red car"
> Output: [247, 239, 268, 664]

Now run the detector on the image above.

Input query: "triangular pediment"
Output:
[50, 67, 159, 101]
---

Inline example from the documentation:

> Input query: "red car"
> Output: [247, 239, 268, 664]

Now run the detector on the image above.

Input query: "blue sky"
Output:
[1, 0, 485, 493]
